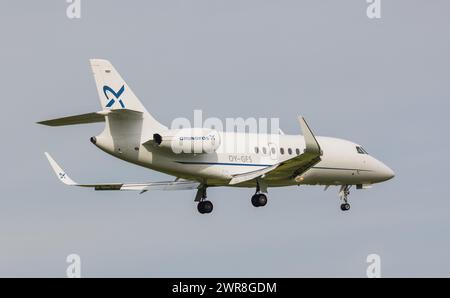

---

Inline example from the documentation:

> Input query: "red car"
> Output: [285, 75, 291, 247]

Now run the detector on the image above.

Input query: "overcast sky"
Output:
[0, 1, 449, 277]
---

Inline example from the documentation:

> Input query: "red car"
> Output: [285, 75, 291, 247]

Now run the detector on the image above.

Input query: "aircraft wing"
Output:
[229, 117, 322, 185]
[44, 152, 199, 193]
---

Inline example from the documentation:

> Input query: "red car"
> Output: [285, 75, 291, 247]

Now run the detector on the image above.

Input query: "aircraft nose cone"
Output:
[379, 163, 395, 181]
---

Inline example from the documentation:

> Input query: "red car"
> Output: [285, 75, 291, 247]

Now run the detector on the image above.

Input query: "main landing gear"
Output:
[195, 185, 213, 214]
[197, 200, 213, 214]
[251, 179, 268, 208]
[339, 185, 351, 211]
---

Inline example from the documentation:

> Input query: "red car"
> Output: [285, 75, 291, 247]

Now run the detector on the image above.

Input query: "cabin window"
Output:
[288, 148, 292, 155]
[262, 147, 267, 154]
[295, 148, 300, 155]
[255, 147, 259, 154]
[271, 147, 276, 154]
[280, 148, 285, 155]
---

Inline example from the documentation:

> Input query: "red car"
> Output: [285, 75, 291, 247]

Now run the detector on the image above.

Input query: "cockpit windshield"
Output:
[356, 146, 369, 155]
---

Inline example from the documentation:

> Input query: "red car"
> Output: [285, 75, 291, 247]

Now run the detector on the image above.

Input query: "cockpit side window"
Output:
[356, 146, 369, 154]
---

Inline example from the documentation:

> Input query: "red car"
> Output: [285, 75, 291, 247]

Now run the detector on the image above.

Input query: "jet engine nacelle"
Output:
[153, 128, 221, 154]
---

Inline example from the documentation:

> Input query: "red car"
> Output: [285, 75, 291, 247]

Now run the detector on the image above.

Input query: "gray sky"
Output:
[0, 0, 449, 277]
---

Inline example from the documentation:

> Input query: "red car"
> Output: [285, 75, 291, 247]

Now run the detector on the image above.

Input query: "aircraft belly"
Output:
[300, 168, 366, 185]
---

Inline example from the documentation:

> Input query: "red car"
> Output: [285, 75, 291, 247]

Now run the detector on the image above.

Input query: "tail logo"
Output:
[103, 85, 126, 108]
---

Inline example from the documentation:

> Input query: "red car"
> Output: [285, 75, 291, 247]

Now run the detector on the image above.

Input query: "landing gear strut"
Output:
[251, 179, 268, 207]
[339, 185, 351, 211]
[195, 185, 213, 214]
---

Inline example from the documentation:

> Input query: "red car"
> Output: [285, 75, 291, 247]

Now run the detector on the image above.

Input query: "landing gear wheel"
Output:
[340, 203, 350, 211]
[251, 195, 259, 207]
[257, 194, 267, 207]
[197, 200, 213, 214]
[251, 194, 268, 207]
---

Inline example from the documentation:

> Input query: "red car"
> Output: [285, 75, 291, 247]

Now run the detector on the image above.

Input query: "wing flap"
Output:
[121, 181, 200, 191]
[229, 164, 278, 185]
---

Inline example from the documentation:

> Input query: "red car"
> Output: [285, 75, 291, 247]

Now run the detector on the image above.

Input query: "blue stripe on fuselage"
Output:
[175, 161, 272, 167]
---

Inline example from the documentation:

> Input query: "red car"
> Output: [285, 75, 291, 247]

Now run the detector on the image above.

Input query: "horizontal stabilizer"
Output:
[38, 112, 104, 126]
[37, 109, 143, 126]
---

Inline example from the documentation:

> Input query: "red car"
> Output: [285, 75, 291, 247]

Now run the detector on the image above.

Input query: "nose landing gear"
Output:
[340, 202, 350, 211]
[339, 185, 351, 212]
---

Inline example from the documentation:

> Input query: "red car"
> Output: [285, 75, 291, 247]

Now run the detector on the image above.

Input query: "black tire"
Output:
[257, 194, 268, 207]
[197, 201, 213, 214]
[197, 202, 205, 214]
[202, 200, 213, 213]
[251, 194, 260, 207]
[340, 203, 350, 211]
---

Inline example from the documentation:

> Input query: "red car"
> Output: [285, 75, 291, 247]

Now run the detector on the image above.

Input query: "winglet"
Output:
[298, 117, 321, 155]
[44, 152, 77, 186]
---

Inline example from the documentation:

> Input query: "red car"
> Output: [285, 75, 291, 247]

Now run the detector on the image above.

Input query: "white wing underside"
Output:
[44, 152, 199, 193]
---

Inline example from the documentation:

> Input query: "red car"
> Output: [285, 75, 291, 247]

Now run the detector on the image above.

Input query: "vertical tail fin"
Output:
[89, 59, 167, 135]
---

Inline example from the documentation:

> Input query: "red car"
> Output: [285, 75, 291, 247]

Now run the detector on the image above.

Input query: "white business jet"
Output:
[39, 59, 394, 214]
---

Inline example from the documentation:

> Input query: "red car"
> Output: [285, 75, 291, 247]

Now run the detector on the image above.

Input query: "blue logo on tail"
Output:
[103, 85, 125, 108]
